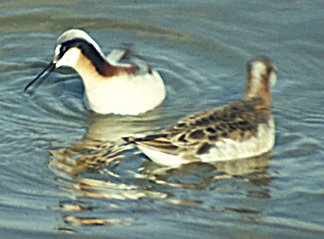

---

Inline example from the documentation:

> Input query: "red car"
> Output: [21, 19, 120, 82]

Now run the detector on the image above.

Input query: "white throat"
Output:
[249, 62, 266, 97]
[55, 47, 81, 68]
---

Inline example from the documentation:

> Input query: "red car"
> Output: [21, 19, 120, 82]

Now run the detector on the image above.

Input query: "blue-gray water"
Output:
[0, 1, 324, 238]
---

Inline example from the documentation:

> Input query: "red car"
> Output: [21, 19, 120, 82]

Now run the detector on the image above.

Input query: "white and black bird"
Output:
[25, 29, 166, 115]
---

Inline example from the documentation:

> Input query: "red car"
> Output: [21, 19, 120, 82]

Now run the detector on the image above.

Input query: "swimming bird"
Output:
[123, 58, 276, 166]
[24, 29, 166, 115]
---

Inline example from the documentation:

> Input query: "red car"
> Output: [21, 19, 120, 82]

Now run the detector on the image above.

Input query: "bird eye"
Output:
[60, 45, 67, 56]
[54, 44, 68, 63]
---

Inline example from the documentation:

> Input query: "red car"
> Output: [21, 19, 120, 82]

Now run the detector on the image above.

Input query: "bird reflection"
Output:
[138, 153, 274, 190]
[49, 139, 128, 177]
[49, 139, 170, 200]
[62, 216, 136, 226]
[49, 138, 167, 228]
[84, 108, 165, 142]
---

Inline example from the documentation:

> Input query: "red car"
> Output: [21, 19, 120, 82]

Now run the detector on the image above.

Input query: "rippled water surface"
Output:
[1, 1, 324, 238]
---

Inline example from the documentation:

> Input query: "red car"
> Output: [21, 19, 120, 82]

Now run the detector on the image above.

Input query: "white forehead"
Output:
[57, 29, 102, 53]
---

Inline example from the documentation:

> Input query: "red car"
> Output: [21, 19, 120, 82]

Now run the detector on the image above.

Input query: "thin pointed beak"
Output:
[24, 61, 56, 92]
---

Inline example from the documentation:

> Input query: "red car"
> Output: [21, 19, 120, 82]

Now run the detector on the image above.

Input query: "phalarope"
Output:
[124, 58, 276, 166]
[24, 29, 166, 115]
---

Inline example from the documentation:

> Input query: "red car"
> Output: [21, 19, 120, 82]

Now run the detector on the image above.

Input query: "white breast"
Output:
[83, 70, 166, 115]
[200, 118, 275, 162]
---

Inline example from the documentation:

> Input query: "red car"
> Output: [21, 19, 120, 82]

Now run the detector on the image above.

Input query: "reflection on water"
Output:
[49, 140, 128, 176]
[84, 110, 165, 142]
[62, 216, 136, 226]
[49, 139, 167, 227]
[49, 138, 274, 227]
[139, 154, 273, 190]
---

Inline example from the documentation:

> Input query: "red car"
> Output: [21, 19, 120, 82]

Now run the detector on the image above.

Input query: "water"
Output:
[0, 0, 324, 238]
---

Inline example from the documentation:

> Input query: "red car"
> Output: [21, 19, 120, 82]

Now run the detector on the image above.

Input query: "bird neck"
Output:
[244, 77, 271, 107]
[73, 50, 139, 84]
[77, 43, 107, 76]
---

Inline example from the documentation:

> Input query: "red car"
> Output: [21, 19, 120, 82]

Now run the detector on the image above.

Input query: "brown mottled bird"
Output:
[124, 58, 276, 166]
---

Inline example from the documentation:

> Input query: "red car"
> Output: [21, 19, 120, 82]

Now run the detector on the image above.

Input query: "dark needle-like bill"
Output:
[24, 62, 56, 92]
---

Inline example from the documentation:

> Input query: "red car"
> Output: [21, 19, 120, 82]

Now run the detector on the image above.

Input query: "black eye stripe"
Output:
[58, 39, 87, 57]
[55, 38, 106, 75]
[60, 45, 66, 56]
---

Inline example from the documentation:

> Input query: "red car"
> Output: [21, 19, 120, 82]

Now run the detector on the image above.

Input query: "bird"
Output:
[24, 29, 166, 115]
[123, 57, 276, 166]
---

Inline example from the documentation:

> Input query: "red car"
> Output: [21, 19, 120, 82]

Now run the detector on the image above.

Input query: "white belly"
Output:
[200, 119, 275, 162]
